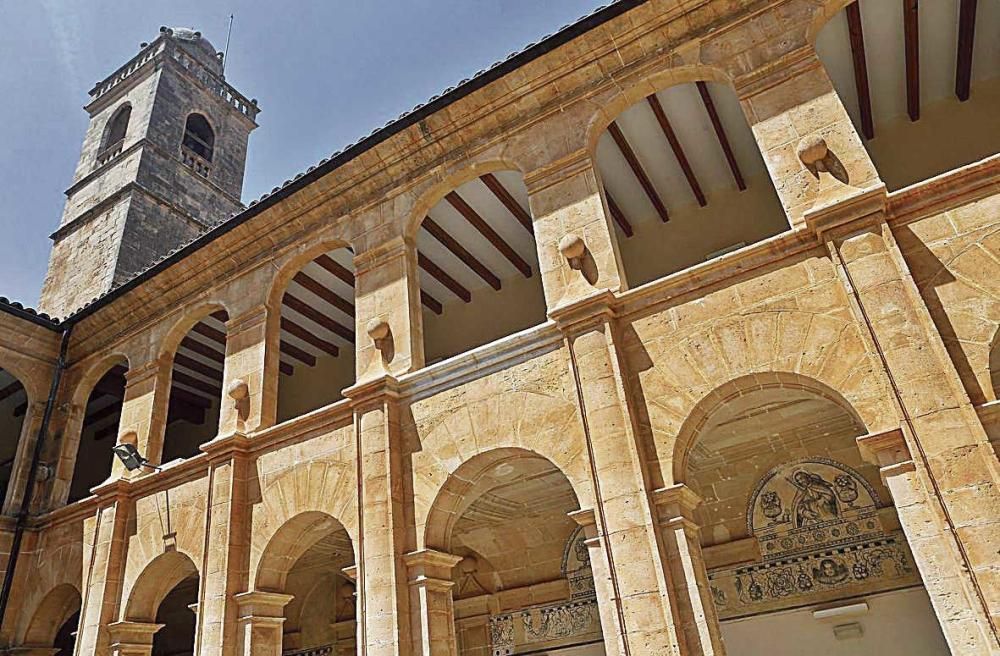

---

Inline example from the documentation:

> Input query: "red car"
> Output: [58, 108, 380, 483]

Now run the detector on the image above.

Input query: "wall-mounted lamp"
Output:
[112, 441, 160, 472]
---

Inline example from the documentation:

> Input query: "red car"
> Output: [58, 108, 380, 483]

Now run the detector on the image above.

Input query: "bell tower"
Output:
[39, 26, 259, 318]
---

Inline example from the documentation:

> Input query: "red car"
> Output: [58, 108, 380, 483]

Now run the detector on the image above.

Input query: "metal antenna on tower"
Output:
[222, 14, 235, 75]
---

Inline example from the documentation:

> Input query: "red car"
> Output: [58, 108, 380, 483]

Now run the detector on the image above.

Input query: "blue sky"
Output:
[0, 0, 607, 305]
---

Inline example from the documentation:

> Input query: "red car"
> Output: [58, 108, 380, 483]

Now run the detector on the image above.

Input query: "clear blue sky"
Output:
[0, 0, 607, 306]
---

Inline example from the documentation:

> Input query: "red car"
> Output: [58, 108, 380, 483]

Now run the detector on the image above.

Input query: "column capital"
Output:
[352, 235, 411, 275]
[234, 591, 294, 619]
[732, 45, 820, 100]
[200, 430, 252, 459]
[652, 484, 703, 526]
[404, 548, 462, 587]
[857, 428, 915, 476]
[803, 184, 887, 242]
[226, 305, 268, 334]
[106, 621, 164, 647]
[522, 148, 592, 195]
[343, 374, 401, 407]
[548, 290, 617, 335]
[341, 564, 358, 582]
[123, 359, 166, 389]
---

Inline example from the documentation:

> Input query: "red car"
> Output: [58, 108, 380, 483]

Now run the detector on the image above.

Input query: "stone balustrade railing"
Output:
[90, 41, 165, 100]
[95, 139, 125, 168]
[181, 146, 212, 178]
[170, 47, 259, 120]
[282, 645, 332, 656]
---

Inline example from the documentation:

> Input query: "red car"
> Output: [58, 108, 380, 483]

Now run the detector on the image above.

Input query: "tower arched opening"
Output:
[814, 0, 1000, 190]
[69, 358, 128, 503]
[416, 171, 546, 365]
[595, 80, 787, 289]
[0, 367, 28, 507]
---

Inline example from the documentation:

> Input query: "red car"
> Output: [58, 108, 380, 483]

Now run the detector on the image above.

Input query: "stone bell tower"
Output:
[39, 26, 260, 318]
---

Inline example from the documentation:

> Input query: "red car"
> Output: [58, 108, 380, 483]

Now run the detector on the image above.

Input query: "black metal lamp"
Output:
[112, 442, 158, 472]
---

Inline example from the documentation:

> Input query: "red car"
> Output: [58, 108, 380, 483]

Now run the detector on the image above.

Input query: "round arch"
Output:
[124, 550, 199, 622]
[403, 158, 525, 239]
[21, 583, 81, 647]
[157, 300, 231, 363]
[672, 371, 868, 484]
[265, 238, 354, 312]
[254, 510, 355, 592]
[101, 103, 132, 151]
[423, 446, 583, 552]
[70, 352, 132, 409]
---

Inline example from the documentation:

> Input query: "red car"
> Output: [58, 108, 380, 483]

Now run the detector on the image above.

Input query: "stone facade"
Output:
[1, 2, 998, 656]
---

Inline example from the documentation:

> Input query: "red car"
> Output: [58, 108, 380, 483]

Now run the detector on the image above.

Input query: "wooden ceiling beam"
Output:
[314, 254, 355, 286]
[293, 271, 355, 317]
[280, 339, 317, 367]
[646, 94, 706, 207]
[0, 381, 23, 403]
[607, 120, 670, 222]
[210, 310, 229, 322]
[955, 0, 977, 101]
[421, 290, 443, 315]
[283, 293, 356, 343]
[603, 188, 633, 238]
[192, 321, 226, 345]
[85, 401, 123, 426]
[845, 2, 875, 139]
[903, 0, 920, 121]
[172, 370, 222, 397]
[696, 81, 746, 191]
[480, 173, 533, 234]
[422, 217, 501, 290]
[445, 191, 532, 277]
[170, 386, 213, 410]
[167, 398, 207, 426]
[174, 353, 222, 380]
[181, 336, 225, 363]
[280, 317, 340, 357]
[418, 253, 471, 302]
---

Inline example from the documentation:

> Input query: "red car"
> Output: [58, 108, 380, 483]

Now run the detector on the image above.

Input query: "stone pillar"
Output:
[858, 428, 999, 653]
[106, 621, 164, 656]
[735, 50, 881, 227]
[353, 237, 424, 384]
[197, 433, 253, 656]
[220, 306, 279, 434]
[524, 150, 626, 308]
[234, 591, 293, 656]
[553, 293, 684, 655]
[652, 485, 726, 656]
[568, 509, 624, 656]
[116, 358, 171, 471]
[403, 549, 462, 656]
[75, 482, 132, 656]
[346, 376, 413, 656]
[813, 205, 1000, 642]
[2, 401, 46, 514]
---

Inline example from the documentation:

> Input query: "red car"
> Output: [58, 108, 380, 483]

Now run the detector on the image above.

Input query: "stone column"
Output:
[403, 549, 462, 656]
[220, 306, 280, 434]
[735, 49, 881, 228]
[197, 433, 253, 656]
[2, 401, 46, 514]
[106, 621, 163, 656]
[813, 204, 1000, 642]
[345, 376, 413, 656]
[553, 293, 684, 656]
[652, 485, 726, 656]
[75, 482, 132, 656]
[858, 428, 999, 653]
[116, 358, 171, 471]
[234, 591, 293, 656]
[524, 150, 626, 308]
[353, 237, 424, 384]
[568, 509, 624, 656]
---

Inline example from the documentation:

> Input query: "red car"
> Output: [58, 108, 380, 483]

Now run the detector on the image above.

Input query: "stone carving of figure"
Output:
[788, 470, 839, 528]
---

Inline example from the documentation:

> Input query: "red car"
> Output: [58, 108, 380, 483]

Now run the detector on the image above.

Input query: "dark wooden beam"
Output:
[0, 381, 23, 403]
[480, 173, 533, 234]
[85, 401, 123, 426]
[172, 370, 222, 397]
[167, 399, 207, 427]
[422, 217, 501, 290]
[292, 271, 355, 317]
[283, 293, 356, 343]
[93, 424, 119, 442]
[420, 290, 443, 315]
[607, 121, 670, 222]
[603, 188, 633, 238]
[173, 353, 222, 380]
[845, 2, 875, 139]
[210, 310, 229, 322]
[646, 94, 706, 206]
[91, 379, 126, 401]
[170, 387, 213, 410]
[696, 81, 746, 191]
[280, 340, 317, 367]
[181, 336, 225, 363]
[445, 192, 532, 278]
[192, 321, 226, 345]
[13, 402, 26, 417]
[418, 253, 471, 302]
[903, 0, 920, 121]
[955, 0, 977, 101]
[314, 254, 355, 286]
[280, 318, 339, 357]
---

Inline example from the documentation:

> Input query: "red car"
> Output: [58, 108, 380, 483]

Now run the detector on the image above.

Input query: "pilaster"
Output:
[106, 621, 164, 656]
[344, 375, 413, 656]
[116, 358, 172, 471]
[223, 305, 278, 433]
[524, 150, 626, 309]
[552, 291, 683, 655]
[2, 401, 47, 514]
[652, 485, 726, 656]
[234, 591, 293, 656]
[403, 549, 462, 656]
[568, 509, 624, 656]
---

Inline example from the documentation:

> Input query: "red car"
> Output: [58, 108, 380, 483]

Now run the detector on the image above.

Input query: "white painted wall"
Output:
[720, 587, 949, 656]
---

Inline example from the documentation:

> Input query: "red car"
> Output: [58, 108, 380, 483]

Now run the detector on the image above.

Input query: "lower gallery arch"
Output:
[255, 511, 357, 655]
[675, 375, 948, 655]
[425, 448, 606, 656]
[124, 550, 200, 656]
[21, 583, 81, 654]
